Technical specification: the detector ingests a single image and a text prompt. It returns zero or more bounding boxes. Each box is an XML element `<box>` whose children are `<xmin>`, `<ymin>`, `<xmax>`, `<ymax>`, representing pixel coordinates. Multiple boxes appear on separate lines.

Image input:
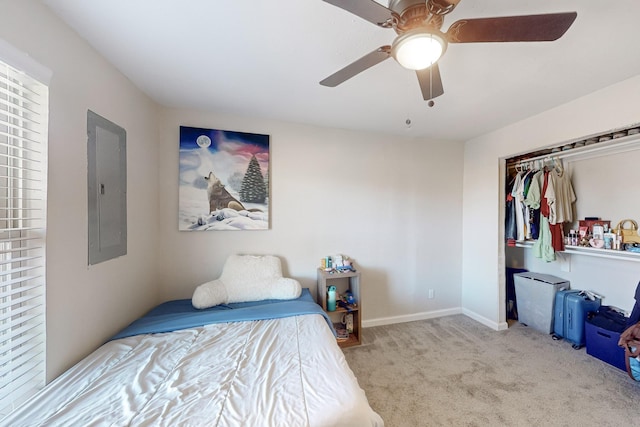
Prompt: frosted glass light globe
<box><xmin>392</xmin><ymin>30</ymin><xmax>446</xmax><ymax>70</ymax></box>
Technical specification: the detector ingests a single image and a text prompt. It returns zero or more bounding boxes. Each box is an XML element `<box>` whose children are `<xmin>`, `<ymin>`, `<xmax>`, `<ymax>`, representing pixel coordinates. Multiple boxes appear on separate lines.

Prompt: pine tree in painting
<box><xmin>240</xmin><ymin>155</ymin><xmax>267</xmax><ymax>203</ymax></box>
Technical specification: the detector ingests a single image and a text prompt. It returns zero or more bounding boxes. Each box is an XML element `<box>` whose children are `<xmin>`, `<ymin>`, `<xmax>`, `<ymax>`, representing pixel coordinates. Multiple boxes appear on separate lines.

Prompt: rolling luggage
<box><xmin>552</xmin><ymin>290</ymin><xmax>601</xmax><ymax>349</ymax></box>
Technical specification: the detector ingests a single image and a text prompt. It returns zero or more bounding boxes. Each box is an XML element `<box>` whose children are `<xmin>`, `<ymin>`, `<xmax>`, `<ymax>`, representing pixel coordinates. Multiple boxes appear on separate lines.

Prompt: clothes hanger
<box><xmin>553</xmin><ymin>157</ymin><xmax>564</xmax><ymax>177</ymax></box>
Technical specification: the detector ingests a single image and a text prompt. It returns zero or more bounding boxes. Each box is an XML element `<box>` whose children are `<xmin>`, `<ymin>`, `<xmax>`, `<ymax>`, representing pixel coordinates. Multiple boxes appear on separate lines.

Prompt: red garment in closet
<box><xmin>550</xmin><ymin>223</ymin><xmax>565</xmax><ymax>252</ymax></box>
<box><xmin>540</xmin><ymin>171</ymin><xmax>565</xmax><ymax>252</ymax></box>
<box><xmin>540</xmin><ymin>171</ymin><xmax>550</xmax><ymax>218</ymax></box>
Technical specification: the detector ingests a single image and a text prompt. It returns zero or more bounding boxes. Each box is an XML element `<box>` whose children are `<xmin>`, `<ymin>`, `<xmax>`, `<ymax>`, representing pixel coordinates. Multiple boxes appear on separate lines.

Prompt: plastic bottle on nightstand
<box><xmin>327</xmin><ymin>286</ymin><xmax>337</xmax><ymax>312</ymax></box>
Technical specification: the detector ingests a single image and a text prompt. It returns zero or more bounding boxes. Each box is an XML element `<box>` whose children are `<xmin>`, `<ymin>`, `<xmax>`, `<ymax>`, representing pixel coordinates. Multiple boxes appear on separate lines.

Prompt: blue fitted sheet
<box><xmin>111</xmin><ymin>289</ymin><xmax>334</xmax><ymax>340</ymax></box>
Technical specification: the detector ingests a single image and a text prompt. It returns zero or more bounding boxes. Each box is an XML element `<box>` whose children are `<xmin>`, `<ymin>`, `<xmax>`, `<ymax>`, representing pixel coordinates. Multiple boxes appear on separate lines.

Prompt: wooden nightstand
<box><xmin>317</xmin><ymin>268</ymin><xmax>362</xmax><ymax>348</ymax></box>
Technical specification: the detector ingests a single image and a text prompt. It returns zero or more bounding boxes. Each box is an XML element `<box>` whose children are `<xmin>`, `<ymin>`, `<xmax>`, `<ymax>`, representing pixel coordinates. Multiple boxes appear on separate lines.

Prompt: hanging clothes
<box><xmin>533</xmin><ymin>215</ymin><xmax>556</xmax><ymax>262</ymax></box>
<box><xmin>511</xmin><ymin>171</ymin><xmax>526</xmax><ymax>241</ymax></box>
<box><xmin>550</xmin><ymin>164</ymin><xmax>576</xmax><ymax>225</ymax></box>
<box><xmin>544</xmin><ymin>160</ymin><xmax>573</xmax><ymax>252</ymax></box>
<box><xmin>533</xmin><ymin>170</ymin><xmax>556</xmax><ymax>261</ymax></box>
<box><xmin>521</xmin><ymin>169</ymin><xmax>536</xmax><ymax>239</ymax></box>
<box><xmin>505</xmin><ymin>176</ymin><xmax>518</xmax><ymax>241</ymax></box>
<box><xmin>543</xmin><ymin>169</ymin><xmax>563</xmax><ymax>252</ymax></box>
<box><xmin>524</xmin><ymin>169</ymin><xmax>544</xmax><ymax>240</ymax></box>
<box><xmin>507</xmin><ymin>157</ymin><xmax>575</xmax><ymax>260</ymax></box>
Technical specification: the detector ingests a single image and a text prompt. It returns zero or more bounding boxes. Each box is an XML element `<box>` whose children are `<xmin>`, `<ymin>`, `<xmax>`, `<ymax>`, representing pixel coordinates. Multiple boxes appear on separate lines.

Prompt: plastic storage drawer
<box><xmin>585</xmin><ymin>309</ymin><xmax>628</xmax><ymax>371</ymax></box>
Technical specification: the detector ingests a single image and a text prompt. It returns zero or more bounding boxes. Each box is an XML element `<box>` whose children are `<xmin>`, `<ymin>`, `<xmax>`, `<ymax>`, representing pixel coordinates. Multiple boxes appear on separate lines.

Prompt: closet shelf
<box><xmin>514</xmin><ymin>241</ymin><xmax>640</xmax><ymax>262</ymax></box>
<box><xmin>509</xmin><ymin>126</ymin><xmax>640</xmax><ymax>168</ymax></box>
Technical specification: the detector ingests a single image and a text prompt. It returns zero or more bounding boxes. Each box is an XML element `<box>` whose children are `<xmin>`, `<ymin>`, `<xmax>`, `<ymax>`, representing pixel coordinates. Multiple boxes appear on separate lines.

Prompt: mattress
<box><xmin>2</xmin><ymin>291</ymin><xmax>383</xmax><ymax>427</ymax></box>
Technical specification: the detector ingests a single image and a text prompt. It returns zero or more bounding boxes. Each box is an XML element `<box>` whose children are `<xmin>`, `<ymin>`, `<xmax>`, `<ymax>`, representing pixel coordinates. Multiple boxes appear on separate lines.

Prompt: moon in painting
<box><xmin>196</xmin><ymin>135</ymin><xmax>211</xmax><ymax>148</ymax></box>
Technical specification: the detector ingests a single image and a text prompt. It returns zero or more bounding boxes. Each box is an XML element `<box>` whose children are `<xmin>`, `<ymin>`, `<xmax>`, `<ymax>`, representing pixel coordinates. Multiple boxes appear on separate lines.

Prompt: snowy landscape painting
<box><xmin>179</xmin><ymin>126</ymin><xmax>269</xmax><ymax>231</ymax></box>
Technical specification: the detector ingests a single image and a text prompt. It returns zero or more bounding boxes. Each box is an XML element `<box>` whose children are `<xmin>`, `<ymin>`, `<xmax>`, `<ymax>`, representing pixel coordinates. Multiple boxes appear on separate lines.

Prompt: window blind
<box><xmin>0</xmin><ymin>59</ymin><xmax>48</xmax><ymax>416</ymax></box>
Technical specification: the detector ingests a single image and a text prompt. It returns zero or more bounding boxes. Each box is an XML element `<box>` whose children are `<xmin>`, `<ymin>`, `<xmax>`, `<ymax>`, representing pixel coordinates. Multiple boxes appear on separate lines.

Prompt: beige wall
<box><xmin>461</xmin><ymin>74</ymin><xmax>640</xmax><ymax>328</ymax></box>
<box><xmin>157</xmin><ymin>109</ymin><xmax>465</xmax><ymax>326</ymax></box>
<box><xmin>0</xmin><ymin>0</ymin><xmax>161</xmax><ymax>380</ymax></box>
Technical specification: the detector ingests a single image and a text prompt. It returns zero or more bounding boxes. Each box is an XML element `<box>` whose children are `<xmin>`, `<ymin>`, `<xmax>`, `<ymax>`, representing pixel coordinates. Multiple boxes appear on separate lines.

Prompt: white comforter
<box><xmin>3</xmin><ymin>314</ymin><xmax>383</xmax><ymax>427</ymax></box>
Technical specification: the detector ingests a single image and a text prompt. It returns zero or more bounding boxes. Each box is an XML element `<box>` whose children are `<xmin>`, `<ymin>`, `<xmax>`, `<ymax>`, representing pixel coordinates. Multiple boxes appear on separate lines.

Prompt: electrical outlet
<box><xmin>428</xmin><ymin>289</ymin><xmax>435</xmax><ymax>299</ymax></box>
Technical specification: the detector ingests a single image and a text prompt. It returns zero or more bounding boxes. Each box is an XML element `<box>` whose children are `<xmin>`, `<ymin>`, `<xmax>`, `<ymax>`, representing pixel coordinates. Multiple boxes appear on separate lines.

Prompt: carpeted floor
<box><xmin>343</xmin><ymin>315</ymin><xmax>640</xmax><ymax>427</ymax></box>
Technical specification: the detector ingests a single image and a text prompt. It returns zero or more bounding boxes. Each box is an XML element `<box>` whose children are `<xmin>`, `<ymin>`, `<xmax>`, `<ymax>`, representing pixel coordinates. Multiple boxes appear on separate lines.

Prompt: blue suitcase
<box><xmin>552</xmin><ymin>290</ymin><xmax>601</xmax><ymax>349</ymax></box>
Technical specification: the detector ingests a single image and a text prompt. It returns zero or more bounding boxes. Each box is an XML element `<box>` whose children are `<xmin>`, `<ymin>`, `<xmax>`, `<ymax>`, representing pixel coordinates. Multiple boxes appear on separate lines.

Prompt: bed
<box><xmin>2</xmin><ymin>289</ymin><xmax>383</xmax><ymax>426</ymax></box>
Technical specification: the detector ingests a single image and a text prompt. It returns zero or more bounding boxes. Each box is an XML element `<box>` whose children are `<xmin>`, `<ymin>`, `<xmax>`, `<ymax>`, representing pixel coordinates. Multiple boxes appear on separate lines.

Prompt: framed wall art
<box><xmin>179</xmin><ymin>126</ymin><xmax>270</xmax><ymax>231</ymax></box>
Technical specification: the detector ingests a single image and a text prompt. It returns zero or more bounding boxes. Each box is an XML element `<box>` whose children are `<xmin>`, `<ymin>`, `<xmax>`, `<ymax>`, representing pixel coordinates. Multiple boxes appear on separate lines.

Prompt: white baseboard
<box><xmin>362</xmin><ymin>307</ymin><xmax>462</xmax><ymax>328</ymax></box>
<box><xmin>462</xmin><ymin>308</ymin><xmax>508</xmax><ymax>331</ymax></box>
<box><xmin>362</xmin><ymin>307</ymin><xmax>508</xmax><ymax>331</ymax></box>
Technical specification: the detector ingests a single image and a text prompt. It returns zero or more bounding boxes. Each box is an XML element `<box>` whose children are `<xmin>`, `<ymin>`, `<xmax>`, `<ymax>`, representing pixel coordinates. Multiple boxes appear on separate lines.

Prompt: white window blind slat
<box><xmin>0</xmin><ymin>316</ymin><xmax>42</xmax><ymax>348</ymax></box>
<box><xmin>0</xmin><ymin>354</ymin><xmax>45</xmax><ymax>401</ymax></box>
<box><xmin>0</xmin><ymin>235</ymin><xmax>39</xmax><ymax>244</ymax></box>
<box><xmin>0</xmin><ymin>309</ymin><xmax>44</xmax><ymax>337</ymax></box>
<box><xmin>0</xmin><ymin>150</ymin><xmax>41</xmax><ymax>165</ymax></box>
<box><xmin>0</xmin><ymin>290</ymin><xmax>42</xmax><ymax>311</ymax></box>
<box><xmin>0</xmin><ymin>328</ymin><xmax>43</xmax><ymax>358</ymax></box>
<box><xmin>0</xmin><ymin>245</ymin><xmax>36</xmax><ymax>254</ymax></box>
<box><xmin>0</xmin><ymin>331</ymin><xmax>44</xmax><ymax>370</ymax></box>
<box><xmin>0</xmin><ymin>83</ymin><xmax>41</xmax><ymax>108</ymax></box>
<box><xmin>0</xmin><ymin>208</ymin><xmax>42</xmax><ymax>213</ymax></box>
<box><xmin>0</xmin><ymin>175</ymin><xmax>42</xmax><ymax>185</ymax></box>
<box><xmin>0</xmin><ymin>216</ymin><xmax>44</xmax><ymax>226</ymax></box>
<box><xmin>0</xmin><ymin>199</ymin><xmax>44</xmax><ymax>206</ymax></box>
<box><xmin>0</xmin><ymin>226</ymin><xmax>44</xmax><ymax>234</ymax></box>
<box><xmin>0</xmin><ymin>370</ymin><xmax>43</xmax><ymax>410</ymax></box>
<box><xmin>0</xmin><ymin>89</ymin><xmax>42</xmax><ymax>115</ymax></box>
<box><xmin>0</xmin><ymin>335</ymin><xmax>44</xmax><ymax>379</ymax></box>
<box><xmin>0</xmin><ymin>71</ymin><xmax>43</xmax><ymax>99</ymax></box>
<box><xmin>0</xmin><ymin>162</ymin><xmax>42</xmax><ymax>175</ymax></box>
<box><xmin>0</xmin><ymin>301</ymin><xmax>43</xmax><ymax>324</ymax></box>
<box><xmin>0</xmin><ymin>132</ymin><xmax>41</xmax><ymax>151</ymax></box>
<box><xmin>0</xmin><ymin>56</ymin><xmax>48</xmax><ymax>416</ymax></box>
<box><xmin>0</xmin><ymin>265</ymin><xmax>41</xmax><ymax>277</ymax></box>
<box><xmin>0</xmin><ymin>255</ymin><xmax>41</xmax><ymax>265</ymax></box>
<box><xmin>0</xmin><ymin>108</ymin><xmax>42</xmax><ymax>128</ymax></box>
<box><xmin>0</xmin><ymin>120</ymin><xmax>42</xmax><ymax>137</ymax></box>
<box><xmin>0</xmin><ymin>84</ymin><xmax>40</xmax><ymax>105</ymax></box>
<box><xmin>0</xmin><ymin>282</ymin><xmax>41</xmax><ymax>300</ymax></box>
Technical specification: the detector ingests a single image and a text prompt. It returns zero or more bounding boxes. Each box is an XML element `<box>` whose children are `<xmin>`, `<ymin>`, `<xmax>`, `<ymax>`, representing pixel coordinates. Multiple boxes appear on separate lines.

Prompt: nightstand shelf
<box><xmin>317</xmin><ymin>269</ymin><xmax>362</xmax><ymax>348</ymax></box>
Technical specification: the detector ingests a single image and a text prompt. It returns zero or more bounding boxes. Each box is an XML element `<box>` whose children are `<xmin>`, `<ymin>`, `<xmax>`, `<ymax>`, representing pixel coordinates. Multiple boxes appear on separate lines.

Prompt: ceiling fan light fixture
<box><xmin>392</xmin><ymin>29</ymin><xmax>447</xmax><ymax>70</ymax></box>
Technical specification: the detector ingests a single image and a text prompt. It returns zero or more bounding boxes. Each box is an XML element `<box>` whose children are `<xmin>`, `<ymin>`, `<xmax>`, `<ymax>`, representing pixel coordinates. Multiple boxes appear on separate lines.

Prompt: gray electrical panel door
<box><xmin>87</xmin><ymin>110</ymin><xmax>127</xmax><ymax>265</ymax></box>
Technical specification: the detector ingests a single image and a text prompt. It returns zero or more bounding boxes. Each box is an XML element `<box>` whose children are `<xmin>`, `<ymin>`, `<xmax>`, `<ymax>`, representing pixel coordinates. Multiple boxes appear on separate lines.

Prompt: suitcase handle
<box><xmin>597</xmin><ymin>330</ymin><xmax>612</xmax><ymax>339</ymax></box>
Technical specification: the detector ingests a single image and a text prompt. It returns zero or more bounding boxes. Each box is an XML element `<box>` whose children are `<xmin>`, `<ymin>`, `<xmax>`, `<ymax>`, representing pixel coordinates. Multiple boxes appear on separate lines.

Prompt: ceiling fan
<box><xmin>319</xmin><ymin>0</ymin><xmax>577</xmax><ymax>106</ymax></box>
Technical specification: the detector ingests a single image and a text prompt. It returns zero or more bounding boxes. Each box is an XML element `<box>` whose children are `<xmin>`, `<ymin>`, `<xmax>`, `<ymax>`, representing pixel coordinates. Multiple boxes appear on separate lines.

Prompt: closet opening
<box><xmin>502</xmin><ymin>123</ymin><xmax>640</xmax><ymax>326</ymax></box>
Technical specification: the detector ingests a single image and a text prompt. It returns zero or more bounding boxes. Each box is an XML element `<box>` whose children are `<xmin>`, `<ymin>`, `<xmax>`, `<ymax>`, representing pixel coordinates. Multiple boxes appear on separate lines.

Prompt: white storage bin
<box><xmin>514</xmin><ymin>272</ymin><xmax>570</xmax><ymax>334</ymax></box>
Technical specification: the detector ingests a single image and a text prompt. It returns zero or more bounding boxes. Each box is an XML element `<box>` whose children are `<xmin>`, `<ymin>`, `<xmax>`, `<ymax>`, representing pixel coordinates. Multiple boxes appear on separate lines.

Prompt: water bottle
<box><xmin>327</xmin><ymin>286</ymin><xmax>337</xmax><ymax>312</ymax></box>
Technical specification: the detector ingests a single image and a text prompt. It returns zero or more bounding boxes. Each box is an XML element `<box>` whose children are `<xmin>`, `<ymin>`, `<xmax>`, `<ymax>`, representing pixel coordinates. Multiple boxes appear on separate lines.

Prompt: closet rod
<box><xmin>515</xmin><ymin>133</ymin><xmax>640</xmax><ymax>166</ymax></box>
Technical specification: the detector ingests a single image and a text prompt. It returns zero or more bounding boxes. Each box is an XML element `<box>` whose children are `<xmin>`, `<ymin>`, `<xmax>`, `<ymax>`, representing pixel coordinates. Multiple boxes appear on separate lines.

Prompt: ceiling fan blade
<box><xmin>416</xmin><ymin>63</ymin><xmax>444</xmax><ymax>101</ymax></box>
<box><xmin>323</xmin><ymin>0</ymin><xmax>394</xmax><ymax>27</ymax></box>
<box><xmin>446</xmin><ymin>12</ymin><xmax>577</xmax><ymax>43</ymax></box>
<box><xmin>320</xmin><ymin>46</ymin><xmax>392</xmax><ymax>87</ymax></box>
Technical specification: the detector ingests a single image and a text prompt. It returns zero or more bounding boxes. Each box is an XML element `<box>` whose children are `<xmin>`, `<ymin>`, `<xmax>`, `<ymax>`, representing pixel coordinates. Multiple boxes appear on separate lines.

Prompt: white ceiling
<box><xmin>42</xmin><ymin>0</ymin><xmax>640</xmax><ymax>141</ymax></box>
